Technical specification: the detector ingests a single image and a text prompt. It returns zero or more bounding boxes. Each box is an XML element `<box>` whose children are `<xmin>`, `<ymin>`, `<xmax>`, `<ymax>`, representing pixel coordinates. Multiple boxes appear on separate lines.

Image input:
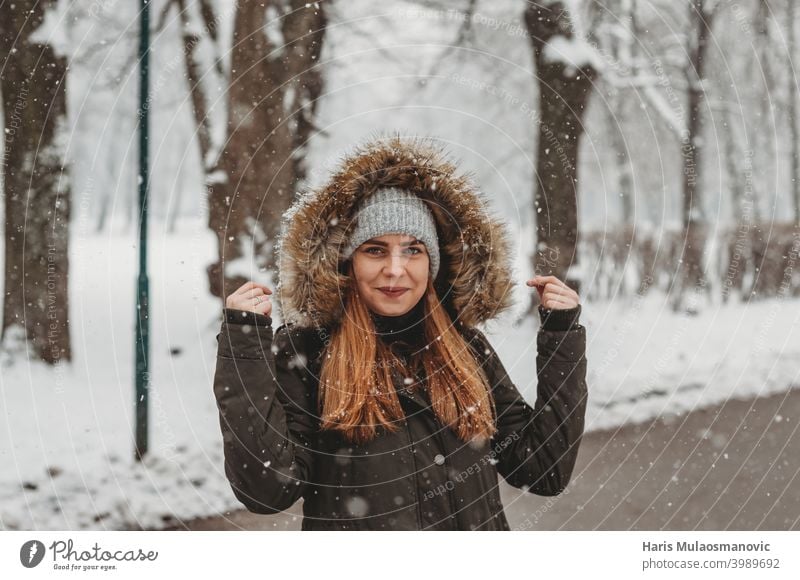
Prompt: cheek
<box><xmin>413</xmin><ymin>259</ymin><xmax>430</xmax><ymax>280</ymax></box>
<box><xmin>409</xmin><ymin>273</ymin><xmax>428</xmax><ymax>295</ymax></box>
<box><xmin>352</xmin><ymin>258</ymin><xmax>376</xmax><ymax>283</ymax></box>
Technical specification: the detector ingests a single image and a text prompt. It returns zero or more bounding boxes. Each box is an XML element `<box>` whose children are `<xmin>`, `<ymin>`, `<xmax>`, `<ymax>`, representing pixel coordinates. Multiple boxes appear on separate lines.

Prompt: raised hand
<box><xmin>526</xmin><ymin>275</ymin><xmax>580</xmax><ymax>310</ymax></box>
<box><xmin>225</xmin><ymin>281</ymin><xmax>273</xmax><ymax>318</ymax></box>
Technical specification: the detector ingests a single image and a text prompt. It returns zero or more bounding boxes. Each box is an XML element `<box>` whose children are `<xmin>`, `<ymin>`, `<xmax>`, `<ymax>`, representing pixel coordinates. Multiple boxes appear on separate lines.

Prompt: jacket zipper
<box><xmin>404</xmin><ymin>419</ymin><xmax>424</xmax><ymax>530</ymax></box>
<box><xmin>433</xmin><ymin>427</ymin><xmax>459</xmax><ymax>530</ymax></box>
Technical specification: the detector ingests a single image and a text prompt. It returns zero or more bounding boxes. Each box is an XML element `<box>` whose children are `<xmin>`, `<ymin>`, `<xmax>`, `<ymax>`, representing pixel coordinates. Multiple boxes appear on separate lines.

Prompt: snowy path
<box><xmin>166</xmin><ymin>388</ymin><xmax>800</xmax><ymax>531</ymax></box>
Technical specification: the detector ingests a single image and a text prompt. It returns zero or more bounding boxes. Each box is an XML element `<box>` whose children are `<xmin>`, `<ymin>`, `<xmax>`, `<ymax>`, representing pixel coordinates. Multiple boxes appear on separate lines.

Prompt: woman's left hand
<box><xmin>526</xmin><ymin>275</ymin><xmax>580</xmax><ymax>310</ymax></box>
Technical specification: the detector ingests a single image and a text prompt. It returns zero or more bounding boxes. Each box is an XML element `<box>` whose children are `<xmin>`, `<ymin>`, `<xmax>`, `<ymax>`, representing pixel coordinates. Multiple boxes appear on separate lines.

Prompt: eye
<box><xmin>406</xmin><ymin>247</ymin><xmax>423</xmax><ymax>255</ymax></box>
<box><xmin>364</xmin><ymin>246</ymin><xmax>383</xmax><ymax>255</ymax></box>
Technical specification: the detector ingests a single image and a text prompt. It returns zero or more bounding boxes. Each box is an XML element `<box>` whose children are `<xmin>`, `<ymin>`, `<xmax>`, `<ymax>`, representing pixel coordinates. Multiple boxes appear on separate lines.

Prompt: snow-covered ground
<box><xmin>0</xmin><ymin>217</ymin><xmax>798</xmax><ymax>531</ymax></box>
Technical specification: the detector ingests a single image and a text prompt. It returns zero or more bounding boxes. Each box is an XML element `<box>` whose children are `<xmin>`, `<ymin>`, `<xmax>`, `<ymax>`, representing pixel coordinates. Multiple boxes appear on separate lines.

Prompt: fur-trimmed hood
<box><xmin>275</xmin><ymin>135</ymin><xmax>515</xmax><ymax>330</ymax></box>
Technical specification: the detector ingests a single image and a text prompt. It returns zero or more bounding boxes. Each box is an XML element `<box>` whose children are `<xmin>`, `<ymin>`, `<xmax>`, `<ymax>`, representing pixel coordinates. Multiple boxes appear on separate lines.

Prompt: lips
<box><xmin>378</xmin><ymin>288</ymin><xmax>409</xmax><ymax>297</ymax></box>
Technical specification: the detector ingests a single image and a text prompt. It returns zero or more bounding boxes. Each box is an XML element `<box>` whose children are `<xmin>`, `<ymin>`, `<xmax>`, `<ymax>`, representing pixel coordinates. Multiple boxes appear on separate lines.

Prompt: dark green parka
<box><xmin>212</xmin><ymin>137</ymin><xmax>588</xmax><ymax>530</ymax></box>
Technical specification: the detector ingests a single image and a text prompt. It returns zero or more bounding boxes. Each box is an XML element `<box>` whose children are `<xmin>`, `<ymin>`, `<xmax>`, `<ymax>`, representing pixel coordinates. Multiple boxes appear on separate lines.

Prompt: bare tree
<box><xmin>666</xmin><ymin>0</ymin><xmax>718</xmax><ymax>311</ymax></box>
<box><xmin>169</xmin><ymin>0</ymin><xmax>327</xmax><ymax>300</ymax></box>
<box><xmin>588</xmin><ymin>0</ymin><xmax>638</xmax><ymax>224</ymax></box>
<box><xmin>525</xmin><ymin>0</ymin><xmax>598</xmax><ymax>302</ymax></box>
<box><xmin>606</xmin><ymin>0</ymin><xmax>721</xmax><ymax>310</ymax></box>
<box><xmin>1</xmin><ymin>0</ymin><xmax>71</xmax><ymax>364</ymax></box>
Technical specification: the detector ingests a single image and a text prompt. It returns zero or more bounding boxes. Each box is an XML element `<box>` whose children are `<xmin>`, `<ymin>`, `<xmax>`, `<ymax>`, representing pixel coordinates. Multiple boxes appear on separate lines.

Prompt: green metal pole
<box><xmin>135</xmin><ymin>0</ymin><xmax>151</xmax><ymax>461</ymax></box>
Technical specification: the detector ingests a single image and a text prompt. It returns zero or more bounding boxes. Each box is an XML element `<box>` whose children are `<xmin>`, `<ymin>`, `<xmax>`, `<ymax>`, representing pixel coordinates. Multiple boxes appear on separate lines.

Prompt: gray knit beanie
<box><xmin>342</xmin><ymin>187</ymin><xmax>440</xmax><ymax>278</ymax></box>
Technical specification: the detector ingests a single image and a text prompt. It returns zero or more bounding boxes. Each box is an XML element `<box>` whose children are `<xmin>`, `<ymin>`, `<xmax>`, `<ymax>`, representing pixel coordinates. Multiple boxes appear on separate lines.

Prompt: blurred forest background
<box><xmin>2</xmin><ymin>0</ymin><xmax>800</xmax><ymax>532</ymax></box>
<box><xmin>2</xmin><ymin>0</ymin><xmax>799</xmax><ymax>363</ymax></box>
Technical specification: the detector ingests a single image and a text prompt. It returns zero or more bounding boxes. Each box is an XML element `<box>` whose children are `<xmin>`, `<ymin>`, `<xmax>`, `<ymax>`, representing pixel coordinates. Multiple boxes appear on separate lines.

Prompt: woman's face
<box><xmin>351</xmin><ymin>233</ymin><xmax>430</xmax><ymax>317</ymax></box>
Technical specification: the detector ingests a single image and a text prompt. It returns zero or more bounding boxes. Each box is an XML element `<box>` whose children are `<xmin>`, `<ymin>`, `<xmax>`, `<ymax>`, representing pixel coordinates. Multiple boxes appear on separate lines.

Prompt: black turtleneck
<box><xmin>370</xmin><ymin>297</ymin><xmax>427</xmax><ymax>399</ymax></box>
<box><xmin>369</xmin><ymin>296</ymin><xmax>426</xmax><ymax>349</ymax></box>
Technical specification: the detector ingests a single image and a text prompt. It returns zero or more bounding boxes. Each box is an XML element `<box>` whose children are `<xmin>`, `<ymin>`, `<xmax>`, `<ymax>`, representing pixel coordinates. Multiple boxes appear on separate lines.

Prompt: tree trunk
<box><xmin>721</xmin><ymin>109</ymin><xmax>751</xmax><ymax>304</ymax></box>
<box><xmin>0</xmin><ymin>0</ymin><xmax>72</xmax><ymax>364</ymax></box>
<box><xmin>525</xmin><ymin>1</ymin><xmax>597</xmax><ymax>305</ymax></box>
<box><xmin>672</xmin><ymin>0</ymin><xmax>714</xmax><ymax>312</ymax></box>
<box><xmin>283</xmin><ymin>0</ymin><xmax>326</xmax><ymax>187</ymax></box>
<box><xmin>192</xmin><ymin>0</ymin><xmax>326</xmax><ymax>301</ymax></box>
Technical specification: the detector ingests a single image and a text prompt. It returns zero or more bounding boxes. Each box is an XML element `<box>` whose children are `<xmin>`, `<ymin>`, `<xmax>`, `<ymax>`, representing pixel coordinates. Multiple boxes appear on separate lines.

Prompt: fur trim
<box><xmin>275</xmin><ymin>134</ymin><xmax>516</xmax><ymax>330</ymax></box>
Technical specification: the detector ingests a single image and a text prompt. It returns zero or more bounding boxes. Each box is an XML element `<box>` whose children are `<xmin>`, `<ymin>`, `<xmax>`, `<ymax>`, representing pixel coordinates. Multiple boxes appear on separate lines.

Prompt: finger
<box><xmin>542</xmin><ymin>293</ymin><xmax>565</xmax><ymax>306</ymax></box>
<box><xmin>542</xmin><ymin>283</ymin><xmax>563</xmax><ymax>294</ymax></box>
<box><xmin>231</xmin><ymin>281</ymin><xmax>259</xmax><ymax>297</ymax></box>
<box><xmin>542</xmin><ymin>285</ymin><xmax>570</xmax><ymax>299</ymax></box>
<box><xmin>254</xmin><ymin>297</ymin><xmax>272</xmax><ymax>316</ymax></box>
<box><xmin>527</xmin><ymin>281</ymin><xmax>545</xmax><ymax>300</ymax></box>
<box><xmin>533</xmin><ymin>275</ymin><xmax>563</xmax><ymax>286</ymax></box>
<box><xmin>528</xmin><ymin>276</ymin><xmax>570</xmax><ymax>293</ymax></box>
<box><xmin>545</xmin><ymin>286</ymin><xmax>578</xmax><ymax>302</ymax></box>
<box><xmin>240</xmin><ymin>287</ymin><xmax>266</xmax><ymax>300</ymax></box>
<box><xmin>526</xmin><ymin>278</ymin><xmax>548</xmax><ymax>293</ymax></box>
<box><xmin>543</xmin><ymin>278</ymin><xmax>570</xmax><ymax>291</ymax></box>
<box><xmin>542</xmin><ymin>289</ymin><xmax>572</xmax><ymax>302</ymax></box>
<box><xmin>228</xmin><ymin>288</ymin><xmax>266</xmax><ymax>309</ymax></box>
<box><xmin>545</xmin><ymin>283</ymin><xmax>576</xmax><ymax>300</ymax></box>
<box><xmin>527</xmin><ymin>275</ymin><xmax>557</xmax><ymax>285</ymax></box>
<box><xmin>251</xmin><ymin>293</ymin><xmax>271</xmax><ymax>305</ymax></box>
<box><xmin>243</xmin><ymin>283</ymin><xmax>272</xmax><ymax>296</ymax></box>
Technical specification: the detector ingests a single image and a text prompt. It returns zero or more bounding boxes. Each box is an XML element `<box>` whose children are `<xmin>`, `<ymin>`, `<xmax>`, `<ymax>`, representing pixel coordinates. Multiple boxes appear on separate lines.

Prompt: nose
<box><xmin>383</xmin><ymin>252</ymin><xmax>407</xmax><ymax>276</ymax></box>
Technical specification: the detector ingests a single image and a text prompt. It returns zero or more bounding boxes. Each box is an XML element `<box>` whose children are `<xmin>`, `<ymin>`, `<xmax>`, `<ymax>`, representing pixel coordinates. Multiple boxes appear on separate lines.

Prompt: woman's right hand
<box><xmin>225</xmin><ymin>281</ymin><xmax>273</xmax><ymax>318</ymax></box>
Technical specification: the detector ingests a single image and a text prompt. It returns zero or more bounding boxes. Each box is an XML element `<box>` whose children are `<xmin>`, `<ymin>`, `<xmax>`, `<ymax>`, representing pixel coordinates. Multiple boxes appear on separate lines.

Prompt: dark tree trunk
<box><xmin>672</xmin><ymin>0</ymin><xmax>715</xmax><ymax>312</ymax></box>
<box><xmin>177</xmin><ymin>0</ymin><xmax>215</xmax><ymax>169</ymax></box>
<box><xmin>679</xmin><ymin>83</ymin><xmax>706</xmax><ymax>310</ymax></box>
<box><xmin>196</xmin><ymin>0</ymin><xmax>326</xmax><ymax>301</ymax></box>
<box><xmin>525</xmin><ymin>1</ymin><xmax>597</xmax><ymax>306</ymax></box>
<box><xmin>283</xmin><ymin>0</ymin><xmax>327</xmax><ymax>187</ymax></box>
<box><xmin>0</xmin><ymin>0</ymin><xmax>71</xmax><ymax>364</ymax></box>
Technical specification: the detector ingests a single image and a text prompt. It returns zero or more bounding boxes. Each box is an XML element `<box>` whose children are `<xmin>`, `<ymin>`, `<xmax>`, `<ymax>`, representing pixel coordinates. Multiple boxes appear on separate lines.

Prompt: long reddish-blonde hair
<box><xmin>318</xmin><ymin>265</ymin><xmax>497</xmax><ymax>445</ymax></box>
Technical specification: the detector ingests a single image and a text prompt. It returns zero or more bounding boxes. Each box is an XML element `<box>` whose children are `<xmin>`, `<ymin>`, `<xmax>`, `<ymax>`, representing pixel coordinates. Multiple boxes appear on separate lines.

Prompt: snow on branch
<box><xmin>640</xmin><ymin>84</ymin><xmax>687</xmax><ymax>139</ymax></box>
<box><xmin>541</xmin><ymin>35</ymin><xmax>604</xmax><ymax>72</ymax></box>
<box><xmin>28</xmin><ymin>0</ymin><xmax>71</xmax><ymax>58</ymax></box>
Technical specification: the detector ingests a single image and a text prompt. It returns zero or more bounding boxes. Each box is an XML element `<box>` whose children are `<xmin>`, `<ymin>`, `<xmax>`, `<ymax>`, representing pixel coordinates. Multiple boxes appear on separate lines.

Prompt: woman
<box><xmin>213</xmin><ymin>136</ymin><xmax>588</xmax><ymax>530</ymax></box>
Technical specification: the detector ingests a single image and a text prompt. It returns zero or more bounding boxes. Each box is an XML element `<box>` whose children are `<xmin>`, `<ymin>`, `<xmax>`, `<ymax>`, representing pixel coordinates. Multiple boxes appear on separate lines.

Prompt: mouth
<box><xmin>377</xmin><ymin>287</ymin><xmax>409</xmax><ymax>298</ymax></box>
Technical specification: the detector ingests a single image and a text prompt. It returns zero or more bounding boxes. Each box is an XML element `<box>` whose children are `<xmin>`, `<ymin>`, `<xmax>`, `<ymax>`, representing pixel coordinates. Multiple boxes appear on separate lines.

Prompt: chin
<box><xmin>373</xmin><ymin>302</ymin><xmax>408</xmax><ymax>316</ymax></box>
<box><xmin>368</xmin><ymin>295</ymin><xmax>415</xmax><ymax>316</ymax></box>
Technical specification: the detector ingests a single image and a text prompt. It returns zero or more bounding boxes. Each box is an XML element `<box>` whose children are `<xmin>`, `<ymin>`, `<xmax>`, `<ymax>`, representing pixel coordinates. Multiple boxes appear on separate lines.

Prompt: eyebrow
<box><xmin>364</xmin><ymin>239</ymin><xmax>423</xmax><ymax>247</ymax></box>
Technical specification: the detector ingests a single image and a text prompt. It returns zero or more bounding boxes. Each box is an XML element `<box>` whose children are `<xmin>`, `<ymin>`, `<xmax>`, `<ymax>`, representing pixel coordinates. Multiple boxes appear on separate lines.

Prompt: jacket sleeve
<box><xmin>471</xmin><ymin>305</ymin><xmax>588</xmax><ymax>496</ymax></box>
<box><xmin>212</xmin><ymin>308</ymin><xmax>318</xmax><ymax>514</ymax></box>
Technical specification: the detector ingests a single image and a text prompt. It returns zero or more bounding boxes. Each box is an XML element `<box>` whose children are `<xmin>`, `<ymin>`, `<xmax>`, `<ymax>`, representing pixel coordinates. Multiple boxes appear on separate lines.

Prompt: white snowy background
<box><xmin>1</xmin><ymin>0</ymin><xmax>798</xmax><ymax>529</ymax></box>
